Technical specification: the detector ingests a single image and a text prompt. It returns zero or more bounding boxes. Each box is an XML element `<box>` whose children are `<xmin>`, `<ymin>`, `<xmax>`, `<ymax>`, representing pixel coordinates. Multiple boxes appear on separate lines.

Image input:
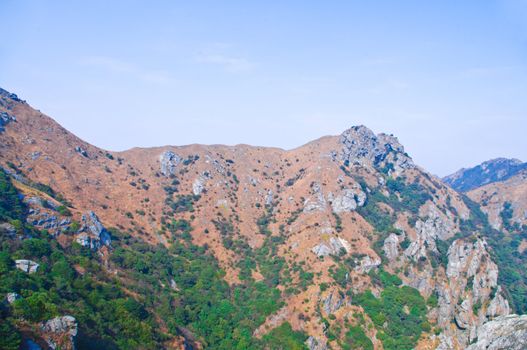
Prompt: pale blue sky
<box><xmin>1</xmin><ymin>1</ymin><xmax>526</xmax><ymax>176</ymax></box>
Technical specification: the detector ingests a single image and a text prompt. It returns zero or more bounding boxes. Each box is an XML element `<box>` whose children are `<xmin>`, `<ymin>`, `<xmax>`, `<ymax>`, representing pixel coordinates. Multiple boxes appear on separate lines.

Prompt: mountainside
<box><xmin>1</xmin><ymin>87</ymin><xmax>525</xmax><ymax>350</ymax></box>
<box><xmin>443</xmin><ymin>158</ymin><xmax>527</xmax><ymax>192</ymax></box>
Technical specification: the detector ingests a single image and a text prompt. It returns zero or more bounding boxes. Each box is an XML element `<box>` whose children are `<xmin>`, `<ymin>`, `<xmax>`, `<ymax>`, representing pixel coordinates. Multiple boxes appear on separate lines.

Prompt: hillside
<box><xmin>0</xmin><ymin>87</ymin><xmax>525</xmax><ymax>350</ymax></box>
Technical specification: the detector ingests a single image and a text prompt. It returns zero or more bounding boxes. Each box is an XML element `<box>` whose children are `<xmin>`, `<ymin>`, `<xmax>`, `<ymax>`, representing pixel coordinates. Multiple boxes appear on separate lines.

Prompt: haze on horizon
<box><xmin>1</xmin><ymin>0</ymin><xmax>526</xmax><ymax>176</ymax></box>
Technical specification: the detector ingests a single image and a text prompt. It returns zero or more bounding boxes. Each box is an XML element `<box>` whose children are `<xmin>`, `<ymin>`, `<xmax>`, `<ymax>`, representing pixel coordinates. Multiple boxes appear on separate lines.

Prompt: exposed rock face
<box><xmin>306</xmin><ymin>336</ymin><xmax>328</xmax><ymax>350</ymax></box>
<box><xmin>383</xmin><ymin>233</ymin><xmax>401</xmax><ymax>261</ymax></box>
<box><xmin>339</xmin><ymin>125</ymin><xmax>414</xmax><ymax>173</ymax></box>
<box><xmin>192</xmin><ymin>178</ymin><xmax>204</xmax><ymax>195</ymax></box>
<box><xmin>330</xmin><ymin>185</ymin><xmax>366</xmax><ymax>213</ymax></box>
<box><xmin>41</xmin><ymin>315</ymin><xmax>77</xmax><ymax>350</ymax></box>
<box><xmin>76</xmin><ymin>211</ymin><xmax>111</xmax><ymax>250</ymax></box>
<box><xmin>15</xmin><ymin>259</ymin><xmax>39</xmax><ymax>273</ymax></box>
<box><xmin>0</xmin><ymin>110</ymin><xmax>16</xmax><ymax>132</ymax></box>
<box><xmin>321</xmin><ymin>289</ymin><xmax>347</xmax><ymax>315</ymax></box>
<box><xmin>160</xmin><ymin>150</ymin><xmax>181</xmax><ymax>176</ymax></box>
<box><xmin>487</xmin><ymin>286</ymin><xmax>511</xmax><ymax>317</ymax></box>
<box><xmin>405</xmin><ymin>205</ymin><xmax>455</xmax><ymax>260</ymax></box>
<box><xmin>304</xmin><ymin>182</ymin><xmax>327</xmax><ymax>213</ymax></box>
<box><xmin>437</xmin><ymin>238</ymin><xmax>509</xmax><ymax>347</ymax></box>
<box><xmin>466</xmin><ymin>314</ymin><xmax>527</xmax><ymax>350</ymax></box>
<box><xmin>311</xmin><ymin>237</ymin><xmax>351</xmax><ymax>257</ymax></box>
<box><xmin>355</xmin><ymin>255</ymin><xmax>381</xmax><ymax>273</ymax></box>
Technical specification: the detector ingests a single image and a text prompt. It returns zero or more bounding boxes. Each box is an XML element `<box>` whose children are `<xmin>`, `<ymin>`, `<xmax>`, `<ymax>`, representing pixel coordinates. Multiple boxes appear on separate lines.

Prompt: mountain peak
<box><xmin>339</xmin><ymin>124</ymin><xmax>414</xmax><ymax>174</ymax></box>
<box><xmin>444</xmin><ymin>158</ymin><xmax>527</xmax><ymax>192</ymax></box>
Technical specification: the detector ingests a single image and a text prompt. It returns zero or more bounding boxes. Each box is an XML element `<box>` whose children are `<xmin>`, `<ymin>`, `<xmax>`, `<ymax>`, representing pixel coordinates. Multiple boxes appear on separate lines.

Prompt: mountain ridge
<box><xmin>1</xmin><ymin>87</ymin><xmax>525</xmax><ymax>350</ymax></box>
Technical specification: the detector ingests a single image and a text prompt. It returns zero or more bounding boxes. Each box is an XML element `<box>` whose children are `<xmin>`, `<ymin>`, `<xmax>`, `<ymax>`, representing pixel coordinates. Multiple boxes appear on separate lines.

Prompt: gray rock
<box><xmin>15</xmin><ymin>259</ymin><xmax>39</xmax><ymax>273</ymax></box>
<box><xmin>306</xmin><ymin>336</ymin><xmax>328</xmax><ymax>350</ymax></box>
<box><xmin>160</xmin><ymin>150</ymin><xmax>181</xmax><ymax>176</ymax></box>
<box><xmin>331</xmin><ymin>185</ymin><xmax>366</xmax><ymax>213</ymax></box>
<box><xmin>311</xmin><ymin>237</ymin><xmax>350</xmax><ymax>257</ymax></box>
<box><xmin>41</xmin><ymin>315</ymin><xmax>77</xmax><ymax>350</ymax></box>
<box><xmin>303</xmin><ymin>182</ymin><xmax>327</xmax><ymax>213</ymax></box>
<box><xmin>340</xmin><ymin>125</ymin><xmax>414</xmax><ymax>173</ymax></box>
<box><xmin>321</xmin><ymin>289</ymin><xmax>346</xmax><ymax>314</ymax></box>
<box><xmin>0</xmin><ymin>111</ymin><xmax>16</xmax><ymax>132</ymax></box>
<box><xmin>76</xmin><ymin>211</ymin><xmax>111</xmax><ymax>250</ymax></box>
<box><xmin>355</xmin><ymin>255</ymin><xmax>381</xmax><ymax>273</ymax></box>
<box><xmin>74</xmin><ymin>146</ymin><xmax>88</xmax><ymax>158</ymax></box>
<box><xmin>6</xmin><ymin>292</ymin><xmax>21</xmax><ymax>304</ymax></box>
<box><xmin>466</xmin><ymin>314</ymin><xmax>527</xmax><ymax>350</ymax></box>
<box><xmin>383</xmin><ymin>233</ymin><xmax>400</xmax><ymax>261</ymax></box>
<box><xmin>487</xmin><ymin>287</ymin><xmax>510</xmax><ymax>318</ymax></box>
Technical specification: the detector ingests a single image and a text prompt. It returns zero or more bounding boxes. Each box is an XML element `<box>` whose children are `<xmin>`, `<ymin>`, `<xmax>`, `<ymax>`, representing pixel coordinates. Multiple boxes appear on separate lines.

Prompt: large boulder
<box><xmin>15</xmin><ymin>259</ymin><xmax>39</xmax><ymax>273</ymax></box>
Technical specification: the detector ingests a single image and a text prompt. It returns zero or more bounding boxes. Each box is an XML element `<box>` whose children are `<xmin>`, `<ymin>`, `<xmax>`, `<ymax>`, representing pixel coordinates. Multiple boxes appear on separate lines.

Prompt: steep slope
<box><xmin>466</xmin><ymin>169</ymin><xmax>527</xmax><ymax>231</ymax></box>
<box><xmin>443</xmin><ymin>158</ymin><xmax>527</xmax><ymax>192</ymax></box>
<box><xmin>0</xmin><ymin>88</ymin><xmax>520</xmax><ymax>349</ymax></box>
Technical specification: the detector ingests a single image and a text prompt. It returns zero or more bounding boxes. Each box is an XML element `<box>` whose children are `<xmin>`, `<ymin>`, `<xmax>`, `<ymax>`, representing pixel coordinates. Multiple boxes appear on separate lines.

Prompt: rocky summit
<box><xmin>1</xmin><ymin>88</ymin><xmax>527</xmax><ymax>350</ymax></box>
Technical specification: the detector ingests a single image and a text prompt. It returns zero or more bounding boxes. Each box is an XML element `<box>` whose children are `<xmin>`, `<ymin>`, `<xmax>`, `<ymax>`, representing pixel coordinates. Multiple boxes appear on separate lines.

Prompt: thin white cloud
<box><xmin>196</xmin><ymin>53</ymin><xmax>256</xmax><ymax>72</ymax></box>
<box><xmin>79</xmin><ymin>56</ymin><xmax>174</xmax><ymax>84</ymax></box>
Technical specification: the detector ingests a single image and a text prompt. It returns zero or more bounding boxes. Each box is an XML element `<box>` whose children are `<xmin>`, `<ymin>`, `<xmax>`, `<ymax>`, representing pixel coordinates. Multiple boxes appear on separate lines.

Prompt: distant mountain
<box><xmin>443</xmin><ymin>158</ymin><xmax>527</xmax><ymax>192</ymax></box>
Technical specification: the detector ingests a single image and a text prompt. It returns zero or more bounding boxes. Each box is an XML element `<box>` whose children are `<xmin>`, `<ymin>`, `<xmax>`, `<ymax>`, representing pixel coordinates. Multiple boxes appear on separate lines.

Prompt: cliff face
<box><xmin>0</xmin><ymin>88</ymin><xmax>520</xmax><ymax>349</ymax></box>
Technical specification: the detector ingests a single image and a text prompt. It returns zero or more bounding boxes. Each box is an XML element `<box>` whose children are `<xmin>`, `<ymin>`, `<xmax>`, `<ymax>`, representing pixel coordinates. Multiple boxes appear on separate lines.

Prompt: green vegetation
<box><xmin>259</xmin><ymin>322</ymin><xmax>308</xmax><ymax>350</ymax></box>
<box><xmin>342</xmin><ymin>325</ymin><xmax>373</xmax><ymax>350</ymax></box>
<box><xmin>352</xmin><ymin>271</ymin><xmax>428</xmax><ymax>350</ymax></box>
<box><xmin>0</xmin><ymin>170</ymin><xmax>306</xmax><ymax>349</ymax></box>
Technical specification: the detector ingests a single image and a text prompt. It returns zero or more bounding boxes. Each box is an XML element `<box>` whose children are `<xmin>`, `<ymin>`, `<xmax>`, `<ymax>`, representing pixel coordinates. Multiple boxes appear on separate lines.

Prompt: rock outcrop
<box><xmin>340</xmin><ymin>125</ymin><xmax>414</xmax><ymax>174</ymax></box>
<box><xmin>466</xmin><ymin>314</ymin><xmax>527</xmax><ymax>350</ymax></box>
<box><xmin>330</xmin><ymin>185</ymin><xmax>366</xmax><ymax>213</ymax></box>
<box><xmin>311</xmin><ymin>237</ymin><xmax>351</xmax><ymax>257</ymax></box>
<box><xmin>76</xmin><ymin>211</ymin><xmax>111</xmax><ymax>250</ymax></box>
<box><xmin>15</xmin><ymin>259</ymin><xmax>39</xmax><ymax>273</ymax></box>
<box><xmin>40</xmin><ymin>316</ymin><xmax>78</xmax><ymax>350</ymax></box>
<box><xmin>306</xmin><ymin>336</ymin><xmax>328</xmax><ymax>350</ymax></box>
<box><xmin>0</xmin><ymin>110</ymin><xmax>16</xmax><ymax>132</ymax></box>
<box><xmin>160</xmin><ymin>150</ymin><xmax>181</xmax><ymax>176</ymax></box>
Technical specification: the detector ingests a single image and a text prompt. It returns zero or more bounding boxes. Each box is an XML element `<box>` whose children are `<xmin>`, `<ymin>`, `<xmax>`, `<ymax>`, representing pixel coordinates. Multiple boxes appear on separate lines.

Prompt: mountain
<box><xmin>0</xmin><ymin>87</ymin><xmax>525</xmax><ymax>350</ymax></box>
<box><xmin>443</xmin><ymin>158</ymin><xmax>527</xmax><ymax>192</ymax></box>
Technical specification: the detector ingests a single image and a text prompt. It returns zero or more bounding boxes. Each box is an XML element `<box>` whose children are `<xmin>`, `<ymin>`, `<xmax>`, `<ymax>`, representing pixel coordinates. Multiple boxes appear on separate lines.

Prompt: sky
<box><xmin>1</xmin><ymin>1</ymin><xmax>526</xmax><ymax>176</ymax></box>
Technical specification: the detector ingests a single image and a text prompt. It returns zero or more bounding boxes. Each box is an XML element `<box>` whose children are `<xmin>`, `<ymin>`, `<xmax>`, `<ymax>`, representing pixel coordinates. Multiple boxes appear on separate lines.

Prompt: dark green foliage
<box><xmin>342</xmin><ymin>325</ymin><xmax>373</xmax><ymax>350</ymax></box>
<box><xmin>353</xmin><ymin>285</ymin><xmax>427</xmax><ymax>350</ymax></box>
<box><xmin>166</xmin><ymin>194</ymin><xmax>200</xmax><ymax>213</ymax></box>
<box><xmin>0</xmin><ymin>318</ymin><xmax>21</xmax><ymax>350</ymax></box>
<box><xmin>259</xmin><ymin>322</ymin><xmax>308</xmax><ymax>350</ymax></box>
<box><xmin>0</xmin><ymin>169</ymin><xmax>25</xmax><ymax>222</ymax></box>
